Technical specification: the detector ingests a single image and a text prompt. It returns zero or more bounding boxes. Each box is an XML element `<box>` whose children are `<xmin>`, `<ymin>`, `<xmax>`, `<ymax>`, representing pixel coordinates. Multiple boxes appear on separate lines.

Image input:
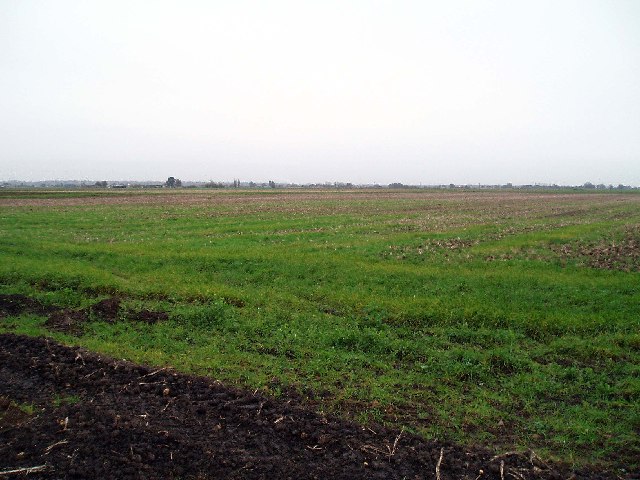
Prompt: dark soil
<box><xmin>0</xmin><ymin>396</ymin><xmax>32</xmax><ymax>431</ymax></box>
<box><xmin>0</xmin><ymin>334</ymin><xmax>624</xmax><ymax>480</ymax></box>
<box><xmin>1</xmin><ymin>295</ymin><xmax>169</xmax><ymax>334</ymax></box>
<box><xmin>90</xmin><ymin>297</ymin><xmax>122</xmax><ymax>323</ymax></box>
<box><xmin>44</xmin><ymin>309</ymin><xmax>88</xmax><ymax>336</ymax></box>
<box><xmin>0</xmin><ymin>294</ymin><xmax>54</xmax><ymax>319</ymax></box>
<box><xmin>131</xmin><ymin>309</ymin><xmax>169</xmax><ymax>324</ymax></box>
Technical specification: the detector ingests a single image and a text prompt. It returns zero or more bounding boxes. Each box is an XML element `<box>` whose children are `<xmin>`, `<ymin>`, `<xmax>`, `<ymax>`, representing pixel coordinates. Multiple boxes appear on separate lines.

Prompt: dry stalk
<box><xmin>388</xmin><ymin>427</ymin><xmax>404</xmax><ymax>460</ymax></box>
<box><xmin>507</xmin><ymin>470</ymin><xmax>526</xmax><ymax>480</ymax></box>
<box><xmin>161</xmin><ymin>398</ymin><xmax>175</xmax><ymax>412</ymax></box>
<box><xmin>391</xmin><ymin>428</ymin><xmax>404</xmax><ymax>453</ymax></box>
<box><xmin>140</xmin><ymin>367</ymin><xmax>167</xmax><ymax>378</ymax></box>
<box><xmin>490</xmin><ymin>451</ymin><xmax>520</xmax><ymax>462</ymax></box>
<box><xmin>491</xmin><ymin>449</ymin><xmax>549</xmax><ymax>468</ymax></box>
<box><xmin>500</xmin><ymin>460</ymin><xmax>505</xmax><ymax>480</ymax></box>
<box><xmin>0</xmin><ymin>464</ymin><xmax>49</xmax><ymax>476</ymax></box>
<box><xmin>44</xmin><ymin>440</ymin><xmax>69</xmax><ymax>455</ymax></box>
<box><xmin>83</xmin><ymin>368</ymin><xmax>102</xmax><ymax>378</ymax></box>
<box><xmin>362</xmin><ymin>427</ymin><xmax>406</xmax><ymax>461</ymax></box>
<box><xmin>527</xmin><ymin>449</ymin><xmax>549</xmax><ymax>469</ymax></box>
<box><xmin>435</xmin><ymin>447</ymin><xmax>444</xmax><ymax>480</ymax></box>
<box><xmin>361</xmin><ymin>444</ymin><xmax>388</xmax><ymax>456</ymax></box>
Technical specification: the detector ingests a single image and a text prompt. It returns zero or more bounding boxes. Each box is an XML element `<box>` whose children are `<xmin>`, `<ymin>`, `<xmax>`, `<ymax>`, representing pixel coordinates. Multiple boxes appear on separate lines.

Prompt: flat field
<box><xmin>1</xmin><ymin>189</ymin><xmax>639</xmax><ymax>472</ymax></box>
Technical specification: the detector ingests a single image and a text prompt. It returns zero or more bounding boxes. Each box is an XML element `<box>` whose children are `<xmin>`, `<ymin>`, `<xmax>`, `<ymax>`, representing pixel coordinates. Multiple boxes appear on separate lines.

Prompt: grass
<box><xmin>51</xmin><ymin>394</ymin><xmax>81</xmax><ymax>408</ymax></box>
<box><xmin>1</xmin><ymin>188</ymin><xmax>639</xmax><ymax>471</ymax></box>
<box><xmin>0</xmin><ymin>397</ymin><xmax>36</xmax><ymax>417</ymax></box>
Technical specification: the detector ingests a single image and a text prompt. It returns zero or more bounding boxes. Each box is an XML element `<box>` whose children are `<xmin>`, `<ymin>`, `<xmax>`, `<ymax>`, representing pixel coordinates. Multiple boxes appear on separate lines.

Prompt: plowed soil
<box><xmin>0</xmin><ymin>334</ymin><xmax>621</xmax><ymax>479</ymax></box>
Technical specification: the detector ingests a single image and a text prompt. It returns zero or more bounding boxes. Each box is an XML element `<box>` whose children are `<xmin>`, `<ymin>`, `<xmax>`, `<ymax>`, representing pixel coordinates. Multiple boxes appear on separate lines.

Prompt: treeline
<box><xmin>1</xmin><ymin>180</ymin><xmax>638</xmax><ymax>190</ymax></box>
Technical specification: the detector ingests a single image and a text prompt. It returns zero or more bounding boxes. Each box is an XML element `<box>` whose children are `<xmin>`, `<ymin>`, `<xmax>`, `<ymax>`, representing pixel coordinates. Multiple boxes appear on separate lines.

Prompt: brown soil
<box><xmin>0</xmin><ymin>334</ymin><xmax>622</xmax><ymax>479</ymax></box>
<box><xmin>0</xmin><ymin>190</ymin><xmax>634</xmax><ymax>211</ymax></box>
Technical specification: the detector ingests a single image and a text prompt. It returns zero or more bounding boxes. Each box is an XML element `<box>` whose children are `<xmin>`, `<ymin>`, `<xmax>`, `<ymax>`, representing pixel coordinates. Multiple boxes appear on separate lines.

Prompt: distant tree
<box><xmin>166</xmin><ymin>177</ymin><xmax>176</xmax><ymax>188</ymax></box>
<box><xmin>583</xmin><ymin>182</ymin><xmax>595</xmax><ymax>189</ymax></box>
<box><xmin>175</xmin><ymin>178</ymin><xmax>182</xmax><ymax>187</ymax></box>
<box><xmin>94</xmin><ymin>181</ymin><xmax>107</xmax><ymax>188</ymax></box>
<box><xmin>268</xmin><ymin>180</ymin><xmax>276</xmax><ymax>188</ymax></box>
<box><xmin>389</xmin><ymin>182</ymin><xmax>405</xmax><ymax>188</ymax></box>
<box><xmin>249</xmin><ymin>181</ymin><xmax>256</xmax><ymax>188</ymax></box>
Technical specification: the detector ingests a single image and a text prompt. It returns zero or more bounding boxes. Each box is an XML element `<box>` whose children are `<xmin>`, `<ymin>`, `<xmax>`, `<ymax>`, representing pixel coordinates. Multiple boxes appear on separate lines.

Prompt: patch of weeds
<box><xmin>52</xmin><ymin>394</ymin><xmax>81</xmax><ymax>408</ymax></box>
<box><xmin>328</xmin><ymin>326</ymin><xmax>395</xmax><ymax>356</ymax></box>
<box><xmin>0</xmin><ymin>313</ymin><xmax>48</xmax><ymax>336</ymax></box>
<box><xmin>17</xmin><ymin>402</ymin><xmax>36</xmax><ymax>415</ymax></box>
<box><xmin>173</xmin><ymin>300</ymin><xmax>235</xmax><ymax>330</ymax></box>
<box><xmin>361</xmin><ymin>303</ymin><xmax>390</xmax><ymax>327</ymax></box>
<box><xmin>486</xmin><ymin>348</ymin><xmax>532</xmax><ymax>375</ymax></box>
<box><xmin>0</xmin><ymin>396</ymin><xmax>36</xmax><ymax>430</ymax></box>
<box><xmin>0</xmin><ymin>395</ymin><xmax>36</xmax><ymax>420</ymax></box>
<box><xmin>445</xmin><ymin>327</ymin><xmax>520</xmax><ymax>347</ymax></box>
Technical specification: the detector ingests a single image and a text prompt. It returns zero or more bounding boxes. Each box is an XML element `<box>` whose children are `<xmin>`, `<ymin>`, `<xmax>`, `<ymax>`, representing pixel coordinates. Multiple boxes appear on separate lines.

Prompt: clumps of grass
<box><xmin>16</xmin><ymin>402</ymin><xmax>36</xmax><ymax>416</ymax></box>
<box><xmin>0</xmin><ymin>396</ymin><xmax>36</xmax><ymax>429</ymax></box>
<box><xmin>172</xmin><ymin>300</ymin><xmax>235</xmax><ymax>330</ymax></box>
<box><xmin>329</xmin><ymin>327</ymin><xmax>395</xmax><ymax>356</ymax></box>
<box><xmin>52</xmin><ymin>394</ymin><xmax>81</xmax><ymax>408</ymax></box>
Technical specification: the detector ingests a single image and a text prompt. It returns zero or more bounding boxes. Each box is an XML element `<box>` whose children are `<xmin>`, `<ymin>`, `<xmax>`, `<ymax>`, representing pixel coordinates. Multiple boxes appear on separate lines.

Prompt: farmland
<box><xmin>1</xmin><ymin>189</ymin><xmax>639</xmax><ymax>475</ymax></box>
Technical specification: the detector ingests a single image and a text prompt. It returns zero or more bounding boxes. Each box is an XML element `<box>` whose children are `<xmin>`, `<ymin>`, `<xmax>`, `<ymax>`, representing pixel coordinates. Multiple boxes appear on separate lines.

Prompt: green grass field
<box><xmin>1</xmin><ymin>188</ymin><xmax>639</xmax><ymax>470</ymax></box>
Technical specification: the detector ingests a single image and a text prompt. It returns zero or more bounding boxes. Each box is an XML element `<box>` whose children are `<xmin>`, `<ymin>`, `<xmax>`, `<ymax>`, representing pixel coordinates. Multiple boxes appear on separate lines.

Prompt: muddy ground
<box><xmin>1</xmin><ymin>332</ymin><xmax>627</xmax><ymax>479</ymax></box>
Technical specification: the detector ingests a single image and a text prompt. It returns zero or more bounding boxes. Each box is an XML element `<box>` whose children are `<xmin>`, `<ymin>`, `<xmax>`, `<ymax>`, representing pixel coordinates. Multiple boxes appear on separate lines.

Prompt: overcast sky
<box><xmin>1</xmin><ymin>1</ymin><xmax>639</xmax><ymax>185</ymax></box>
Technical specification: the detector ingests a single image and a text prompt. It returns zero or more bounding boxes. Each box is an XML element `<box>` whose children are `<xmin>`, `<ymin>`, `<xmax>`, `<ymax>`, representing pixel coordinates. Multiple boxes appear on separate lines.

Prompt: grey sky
<box><xmin>1</xmin><ymin>0</ymin><xmax>639</xmax><ymax>185</ymax></box>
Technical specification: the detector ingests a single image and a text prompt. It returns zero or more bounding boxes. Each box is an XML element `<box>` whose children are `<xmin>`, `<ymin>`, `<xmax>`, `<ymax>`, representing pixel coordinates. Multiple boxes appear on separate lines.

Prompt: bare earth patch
<box><xmin>1</xmin><ymin>295</ymin><xmax>169</xmax><ymax>335</ymax></box>
<box><xmin>553</xmin><ymin>226</ymin><xmax>640</xmax><ymax>272</ymax></box>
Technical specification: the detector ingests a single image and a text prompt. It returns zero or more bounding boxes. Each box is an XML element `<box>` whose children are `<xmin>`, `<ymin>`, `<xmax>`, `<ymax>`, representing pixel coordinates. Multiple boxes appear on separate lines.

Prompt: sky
<box><xmin>1</xmin><ymin>0</ymin><xmax>639</xmax><ymax>185</ymax></box>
